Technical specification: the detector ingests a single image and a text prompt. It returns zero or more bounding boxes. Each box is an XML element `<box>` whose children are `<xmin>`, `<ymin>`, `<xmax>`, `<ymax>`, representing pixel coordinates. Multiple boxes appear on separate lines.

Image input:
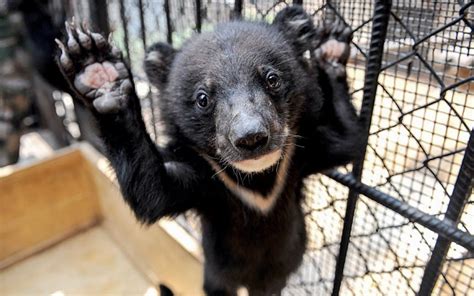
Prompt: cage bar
<box><xmin>118</xmin><ymin>0</ymin><xmax>131</xmax><ymax>62</ymax></box>
<box><xmin>164</xmin><ymin>0</ymin><xmax>173</xmax><ymax>44</ymax></box>
<box><xmin>88</xmin><ymin>0</ymin><xmax>110</xmax><ymax>34</ymax></box>
<box><xmin>418</xmin><ymin>129</ymin><xmax>474</xmax><ymax>295</ymax></box>
<box><xmin>195</xmin><ymin>0</ymin><xmax>202</xmax><ymax>33</ymax></box>
<box><xmin>326</xmin><ymin>170</ymin><xmax>474</xmax><ymax>252</ymax></box>
<box><xmin>331</xmin><ymin>1</ymin><xmax>392</xmax><ymax>295</ymax></box>
<box><xmin>137</xmin><ymin>0</ymin><xmax>148</xmax><ymax>49</ymax></box>
<box><xmin>233</xmin><ymin>0</ymin><xmax>243</xmax><ymax>19</ymax></box>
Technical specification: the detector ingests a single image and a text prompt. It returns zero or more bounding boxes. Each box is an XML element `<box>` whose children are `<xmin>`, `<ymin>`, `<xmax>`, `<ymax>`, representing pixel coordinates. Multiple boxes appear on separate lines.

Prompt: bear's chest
<box><xmin>200</xmin><ymin>186</ymin><xmax>307</xmax><ymax>280</ymax></box>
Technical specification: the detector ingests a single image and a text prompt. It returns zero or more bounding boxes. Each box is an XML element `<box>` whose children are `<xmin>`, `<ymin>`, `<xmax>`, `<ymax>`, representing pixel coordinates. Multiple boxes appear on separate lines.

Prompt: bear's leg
<box><xmin>305</xmin><ymin>20</ymin><xmax>364</xmax><ymax>173</ymax></box>
<box><xmin>203</xmin><ymin>264</ymin><xmax>238</xmax><ymax>296</ymax></box>
<box><xmin>56</xmin><ymin>21</ymin><xmax>198</xmax><ymax>223</ymax></box>
<box><xmin>273</xmin><ymin>5</ymin><xmax>316</xmax><ymax>56</ymax></box>
<box><xmin>144</xmin><ymin>42</ymin><xmax>177</xmax><ymax>91</ymax></box>
<box><xmin>314</xmin><ymin>20</ymin><xmax>359</xmax><ymax>128</ymax></box>
<box><xmin>247</xmin><ymin>282</ymin><xmax>286</xmax><ymax>296</ymax></box>
<box><xmin>313</xmin><ymin>19</ymin><xmax>353</xmax><ymax>78</ymax></box>
<box><xmin>203</xmin><ymin>279</ymin><xmax>237</xmax><ymax>296</ymax></box>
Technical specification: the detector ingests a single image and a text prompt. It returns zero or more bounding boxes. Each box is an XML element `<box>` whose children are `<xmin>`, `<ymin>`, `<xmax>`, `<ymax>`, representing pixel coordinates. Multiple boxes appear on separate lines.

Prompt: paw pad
<box><xmin>313</xmin><ymin>20</ymin><xmax>352</xmax><ymax>77</ymax></box>
<box><xmin>79</xmin><ymin>62</ymin><xmax>119</xmax><ymax>89</ymax></box>
<box><xmin>56</xmin><ymin>20</ymin><xmax>132</xmax><ymax>114</ymax></box>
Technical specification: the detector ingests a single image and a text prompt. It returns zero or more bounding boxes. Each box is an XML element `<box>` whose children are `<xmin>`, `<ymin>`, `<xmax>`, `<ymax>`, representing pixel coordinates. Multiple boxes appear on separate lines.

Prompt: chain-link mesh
<box><xmin>340</xmin><ymin>1</ymin><xmax>473</xmax><ymax>294</ymax></box>
<box><xmin>77</xmin><ymin>0</ymin><xmax>473</xmax><ymax>294</ymax></box>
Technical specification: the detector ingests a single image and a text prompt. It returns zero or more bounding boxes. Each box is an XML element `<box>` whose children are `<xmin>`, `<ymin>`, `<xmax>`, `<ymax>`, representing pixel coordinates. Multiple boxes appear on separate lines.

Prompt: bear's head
<box><xmin>145</xmin><ymin>7</ymin><xmax>318</xmax><ymax>173</ymax></box>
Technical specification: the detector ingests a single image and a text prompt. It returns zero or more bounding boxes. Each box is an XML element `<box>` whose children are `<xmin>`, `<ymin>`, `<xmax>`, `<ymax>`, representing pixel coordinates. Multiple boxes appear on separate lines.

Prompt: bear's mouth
<box><xmin>230</xmin><ymin>148</ymin><xmax>283</xmax><ymax>173</ymax></box>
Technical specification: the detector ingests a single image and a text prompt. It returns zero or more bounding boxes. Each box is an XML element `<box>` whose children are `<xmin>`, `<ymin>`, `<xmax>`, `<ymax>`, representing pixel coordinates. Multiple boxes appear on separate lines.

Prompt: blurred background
<box><xmin>0</xmin><ymin>0</ymin><xmax>472</xmax><ymax>295</ymax></box>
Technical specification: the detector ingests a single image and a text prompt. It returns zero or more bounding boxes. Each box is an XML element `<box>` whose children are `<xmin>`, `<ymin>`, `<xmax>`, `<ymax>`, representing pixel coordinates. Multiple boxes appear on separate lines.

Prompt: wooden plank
<box><xmin>0</xmin><ymin>149</ymin><xmax>102</xmax><ymax>268</ymax></box>
<box><xmin>0</xmin><ymin>227</ymin><xmax>153</xmax><ymax>295</ymax></box>
<box><xmin>1</xmin><ymin>144</ymin><xmax>204</xmax><ymax>294</ymax></box>
<box><xmin>80</xmin><ymin>144</ymin><xmax>205</xmax><ymax>295</ymax></box>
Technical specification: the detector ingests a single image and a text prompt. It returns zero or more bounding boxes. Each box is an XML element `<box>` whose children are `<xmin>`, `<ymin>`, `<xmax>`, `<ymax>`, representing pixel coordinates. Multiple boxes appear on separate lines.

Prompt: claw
<box><xmin>331</xmin><ymin>19</ymin><xmax>341</xmax><ymax>34</ymax></box>
<box><xmin>114</xmin><ymin>62</ymin><xmax>129</xmax><ymax>78</ymax></box>
<box><xmin>108</xmin><ymin>35</ymin><xmax>123</xmax><ymax>59</ymax></box>
<box><xmin>120</xmin><ymin>79</ymin><xmax>133</xmax><ymax>95</ymax></box>
<box><xmin>288</xmin><ymin>18</ymin><xmax>309</xmax><ymax>30</ymax></box>
<box><xmin>111</xmin><ymin>45</ymin><xmax>122</xmax><ymax>59</ymax></box>
<box><xmin>76</xmin><ymin>23</ymin><xmax>92</xmax><ymax>49</ymax></box>
<box><xmin>65</xmin><ymin>21</ymin><xmax>81</xmax><ymax>54</ymax></box>
<box><xmin>92</xmin><ymin>93</ymin><xmax>124</xmax><ymax>114</ymax></box>
<box><xmin>108</xmin><ymin>34</ymin><xmax>122</xmax><ymax>59</ymax></box>
<box><xmin>342</xmin><ymin>27</ymin><xmax>353</xmax><ymax>43</ymax></box>
<box><xmin>55</xmin><ymin>39</ymin><xmax>73</xmax><ymax>72</ymax></box>
<box><xmin>81</xmin><ymin>21</ymin><xmax>89</xmax><ymax>31</ymax></box>
<box><xmin>65</xmin><ymin>20</ymin><xmax>73</xmax><ymax>34</ymax></box>
<box><xmin>55</xmin><ymin>38</ymin><xmax>66</xmax><ymax>51</ymax></box>
<box><xmin>89</xmin><ymin>30</ymin><xmax>107</xmax><ymax>49</ymax></box>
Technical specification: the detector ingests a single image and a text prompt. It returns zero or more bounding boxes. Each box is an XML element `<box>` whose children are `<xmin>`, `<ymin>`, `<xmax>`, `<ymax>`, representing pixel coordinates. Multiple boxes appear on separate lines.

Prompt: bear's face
<box><xmin>164</xmin><ymin>22</ymin><xmax>306</xmax><ymax>173</ymax></box>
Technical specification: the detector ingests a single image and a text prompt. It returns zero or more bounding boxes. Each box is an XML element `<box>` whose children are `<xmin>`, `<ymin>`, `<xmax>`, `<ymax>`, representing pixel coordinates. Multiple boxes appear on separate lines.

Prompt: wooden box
<box><xmin>0</xmin><ymin>144</ymin><xmax>203</xmax><ymax>295</ymax></box>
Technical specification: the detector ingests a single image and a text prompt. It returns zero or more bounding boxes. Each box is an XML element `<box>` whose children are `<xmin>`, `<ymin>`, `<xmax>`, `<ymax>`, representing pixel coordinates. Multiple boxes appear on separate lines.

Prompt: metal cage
<box><xmin>73</xmin><ymin>0</ymin><xmax>473</xmax><ymax>295</ymax></box>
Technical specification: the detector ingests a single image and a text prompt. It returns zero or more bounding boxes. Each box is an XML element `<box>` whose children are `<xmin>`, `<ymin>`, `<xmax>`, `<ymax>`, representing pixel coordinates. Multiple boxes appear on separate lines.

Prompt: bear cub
<box><xmin>56</xmin><ymin>5</ymin><xmax>362</xmax><ymax>295</ymax></box>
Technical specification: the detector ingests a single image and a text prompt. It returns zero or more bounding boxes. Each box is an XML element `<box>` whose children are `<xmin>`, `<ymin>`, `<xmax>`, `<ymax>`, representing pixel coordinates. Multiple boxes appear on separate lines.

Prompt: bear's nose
<box><xmin>233</xmin><ymin>131</ymin><xmax>269</xmax><ymax>152</ymax></box>
<box><xmin>230</xmin><ymin>114</ymin><xmax>269</xmax><ymax>152</ymax></box>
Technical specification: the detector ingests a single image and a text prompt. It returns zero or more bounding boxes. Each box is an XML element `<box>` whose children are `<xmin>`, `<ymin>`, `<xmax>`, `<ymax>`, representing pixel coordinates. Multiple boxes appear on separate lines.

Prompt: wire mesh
<box><xmin>334</xmin><ymin>0</ymin><xmax>472</xmax><ymax>295</ymax></box>
<box><xmin>76</xmin><ymin>0</ymin><xmax>473</xmax><ymax>294</ymax></box>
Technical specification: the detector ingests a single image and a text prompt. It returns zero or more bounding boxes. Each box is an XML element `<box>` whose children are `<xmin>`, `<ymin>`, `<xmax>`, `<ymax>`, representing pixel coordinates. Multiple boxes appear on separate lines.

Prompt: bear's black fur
<box><xmin>56</xmin><ymin>5</ymin><xmax>362</xmax><ymax>295</ymax></box>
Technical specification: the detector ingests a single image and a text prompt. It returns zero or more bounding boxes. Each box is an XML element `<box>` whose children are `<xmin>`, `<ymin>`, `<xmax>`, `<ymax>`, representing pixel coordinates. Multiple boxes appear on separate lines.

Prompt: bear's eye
<box><xmin>196</xmin><ymin>91</ymin><xmax>209</xmax><ymax>109</ymax></box>
<box><xmin>266</xmin><ymin>72</ymin><xmax>281</xmax><ymax>89</ymax></box>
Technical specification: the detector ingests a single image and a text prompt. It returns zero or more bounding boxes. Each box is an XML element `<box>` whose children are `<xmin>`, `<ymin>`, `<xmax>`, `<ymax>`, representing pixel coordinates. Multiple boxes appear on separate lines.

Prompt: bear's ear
<box><xmin>273</xmin><ymin>5</ymin><xmax>316</xmax><ymax>56</ymax></box>
<box><xmin>144</xmin><ymin>42</ymin><xmax>177</xmax><ymax>91</ymax></box>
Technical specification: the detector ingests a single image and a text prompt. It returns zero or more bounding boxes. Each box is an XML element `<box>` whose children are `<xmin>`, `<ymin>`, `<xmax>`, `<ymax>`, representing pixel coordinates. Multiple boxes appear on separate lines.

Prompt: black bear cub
<box><xmin>56</xmin><ymin>5</ymin><xmax>362</xmax><ymax>295</ymax></box>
